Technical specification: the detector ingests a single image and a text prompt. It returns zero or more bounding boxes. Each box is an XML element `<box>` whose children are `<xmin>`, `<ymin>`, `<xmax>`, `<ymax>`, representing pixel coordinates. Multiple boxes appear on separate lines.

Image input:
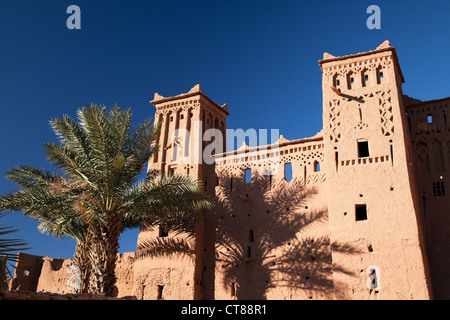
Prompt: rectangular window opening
<box><xmin>314</xmin><ymin>161</ymin><xmax>321</xmax><ymax>172</ymax></box>
<box><xmin>230</xmin><ymin>282</ymin><xmax>236</xmax><ymax>297</ymax></box>
<box><xmin>157</xmin><ymin>285</ymin><xmax>164</xmax><ymax>300</ymax></box>
<box><xmin>284</xmin><ymin>163</ymin><xmax>293</xmax><ymax>182</ymax></box>
<box><xmin>358</xmin><ymin>141</ymin><xmax>370</xmax><ymax>158</ymax></box>
<box><xmin>433</xmin><ymin>181</ymin><xmax>445</xmax><ymax>197</ymax></box>
<box><xmin>390</xmin><ymin>144</ymin><xmax>394</xmax><ymax>166</ymax></box>
<box><xmin>356</xmin><ymin>204</ymin><xmax>368</xmax><ymax>221</ymax></box>
<box><xmin>427</xmin><ymin>114</ymin><xmax>433</xmax><ymax>124</ymax></box>
<box><xmin>245</xmin><ymin>169</ymin><xmax>252</xmax><ymax>183</ymax></box>
<box><xmin>249</xmin><ymin>230</ymin><xmax>254</xmax><ymax>243</ymax></box>
<box><xmin>159</xmin><ymin>226</ymin><xmax>169</xmax><ymax>237</ymax></box>
<box><xmin>335</xmin><ymin>151</ymin><xmax>339</xmax><ymax>172</ymax></box>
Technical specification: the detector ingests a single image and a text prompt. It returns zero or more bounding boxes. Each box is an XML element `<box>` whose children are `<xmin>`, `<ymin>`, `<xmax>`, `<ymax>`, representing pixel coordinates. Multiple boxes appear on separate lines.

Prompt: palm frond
<box><xmin>0</xmin><ymin>212</ymin><xmax>30</xmax><ymax>286</ymax></box>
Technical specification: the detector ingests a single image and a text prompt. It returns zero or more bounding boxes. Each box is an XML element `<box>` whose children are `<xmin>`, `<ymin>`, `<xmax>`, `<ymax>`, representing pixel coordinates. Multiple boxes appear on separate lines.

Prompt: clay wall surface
<box><xmin>8</xmin><ymin>253</ymin><xmax>43</xmax><ymax>292</ymax></box>
<box><xmin>36</xmin><ymin>257</ymin><xmax>74</xmax><ymax>294</ymax></box>
<box><xmin>210</xmin><ymin>137</ymin><xmax>331</xmax><ymax>299</ymax></box>
<box><xmin>405</xmin><ymin>97</ymin><xmax>450</xmax><ymax>299</ymax></box>
<box><xmin>133</xmin><ymin>226</ymin><xmax>197</xmax><ymax>300</ymax></box>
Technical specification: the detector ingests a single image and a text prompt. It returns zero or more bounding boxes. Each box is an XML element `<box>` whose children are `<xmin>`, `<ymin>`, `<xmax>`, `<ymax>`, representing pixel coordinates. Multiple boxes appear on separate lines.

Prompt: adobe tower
<box><xmin>133</xmin><ymin>84</ymin><xmax>229</xmax><ymax>300</ymax></box>
<box><xmin>319</xmin><ymin>41</ymin><xmax>432</xmax><ymax>299</ymax></box>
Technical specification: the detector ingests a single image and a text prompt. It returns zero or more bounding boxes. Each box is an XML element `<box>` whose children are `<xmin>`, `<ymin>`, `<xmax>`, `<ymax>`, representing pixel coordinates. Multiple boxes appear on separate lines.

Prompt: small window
<box><xmin>245</xmin><ymin>169</ymin><xmax>251</xmax><ymax>183</ymax></box>
<box><xmin>433</xmin><ymin>181</ymin><xmax>445</xmax><ymax>197</ymax></box>
<box><xmin>427</xmin><ymin>114</ymin><xmax>433</xmax><ymax>124</ymax></box>
<box><xmin>356</xmin><ymin>204</ymin><xmax>367</xmax><ymax>221</ymax></box>
<box><xmin>159</xmin><ymin>226</ymin><xmax>169</xmax><ymax>237</ymax></box>
<box><xmin>249</xmin><ymin>230</ymin><xmax>254</xmax><ymax>243</ymax></box>
<box><xmin>284</xmin><ymin>163</ymin><xmax>293</xmax><ymax>182</ymax></box>
<box><xmin>358</xmin><ymin>141</ymin><xmax>370</xmax><ymax>158</ymax></box>
<box><xmin>157</xmin><ymin>285</ymin><xmax>164</xmax><ymax>300</ymax></box>
<box><xmin>314</xmin><ymin>161</ymin><xmax>320</xmax><ymax>172</ymax></box>
<box><xmin>230</xmin><ymin>282</ymin><xmax>236</xmax><ymax>297</ymax></box>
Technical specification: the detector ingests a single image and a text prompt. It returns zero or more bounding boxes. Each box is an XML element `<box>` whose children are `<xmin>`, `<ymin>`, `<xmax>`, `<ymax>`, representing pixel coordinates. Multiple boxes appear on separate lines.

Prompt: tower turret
<box><xmin>319</xmin><ymin>41</ymin><xmax>432</xmax><ymax>299</ymax></box>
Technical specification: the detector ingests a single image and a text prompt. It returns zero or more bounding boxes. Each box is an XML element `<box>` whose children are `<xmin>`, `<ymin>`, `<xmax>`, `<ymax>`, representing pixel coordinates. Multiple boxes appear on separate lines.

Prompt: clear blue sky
<box><xmin>1</xmin><ymin>0</ymin><xmax>449</xmax><ymax>259</ymax></box>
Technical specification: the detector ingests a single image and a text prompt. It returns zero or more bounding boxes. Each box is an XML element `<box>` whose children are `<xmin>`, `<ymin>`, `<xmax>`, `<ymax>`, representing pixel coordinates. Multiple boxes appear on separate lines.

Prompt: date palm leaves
<box><xmin>0</xmin><ymin>212</ymin><xmax>29</xmax><ymax>291</ymax></box>
<box><xmin>0</xmin><ymin>104</ymin><xmax>214</xmax><ymax>296</ymax></box>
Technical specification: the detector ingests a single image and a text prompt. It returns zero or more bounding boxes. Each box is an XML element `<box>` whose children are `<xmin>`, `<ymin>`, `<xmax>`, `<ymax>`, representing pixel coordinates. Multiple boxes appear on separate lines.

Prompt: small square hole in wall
<box><xmin>159</xmin><ymin>226</ymin><xmax>169</xmax><ymax>237</ymax></box>
<box><xmin>355</xmin><ymin>205</ymin><xmax>367</xmax><ymax>221</ymax></box>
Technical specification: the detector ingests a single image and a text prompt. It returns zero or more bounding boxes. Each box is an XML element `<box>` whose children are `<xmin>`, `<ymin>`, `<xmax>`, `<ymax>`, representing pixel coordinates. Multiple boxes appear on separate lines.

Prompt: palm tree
<box><xmin>0</xmin><ymin>165</ymin><xmax>92</xmax><ymax>293</ymax></box>
<box><xmin>0</xmin><ymin>212</ymin><xmax>29</xmax><ymax>292</ymax></box>
<box><xmin>0</xmin><ymin>104</ymin><xmax>214</xmax><ymax>297</ymax></box>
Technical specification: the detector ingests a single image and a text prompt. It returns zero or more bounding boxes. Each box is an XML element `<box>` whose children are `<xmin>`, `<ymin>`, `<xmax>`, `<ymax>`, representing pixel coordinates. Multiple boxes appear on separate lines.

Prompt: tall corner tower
<box><xmin>319</xmin><ymin>41</ymin><xmax>432</xmax><ymax>299</ymax></box>
<box><xmin>133</xmin><ymin>84</ymin><xmax>229</xmax><ymax>300</ymax></box>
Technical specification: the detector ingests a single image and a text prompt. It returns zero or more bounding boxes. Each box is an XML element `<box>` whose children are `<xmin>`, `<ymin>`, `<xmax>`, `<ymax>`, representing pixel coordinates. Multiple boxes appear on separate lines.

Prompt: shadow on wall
<box><xmin>214</xmin><ymin>170</ymin><xmax>358</xmax><ymax>299</ymax></box>
<box><xmin>136</xmin><ymin>170</ymin><xmax>359</xmax><ymax>299</ymax></box>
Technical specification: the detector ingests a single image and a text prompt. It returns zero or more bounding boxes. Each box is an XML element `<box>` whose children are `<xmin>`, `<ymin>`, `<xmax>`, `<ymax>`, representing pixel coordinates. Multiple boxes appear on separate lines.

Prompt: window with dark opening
<box><xmin>249</xmin><ymin>230</ymin><xmax>254</xmax><ymax>243</ymax></box>
<box><xmin>160</xmin><ymin>226</ymin><xmax>169</xmax><ymax>237</ymax></box>
<box><xmin>335</xmin><ymin>151</ymin><xmax>339</xmax><ymax>172</ymax></box>
<box><xmin>358</xmin><ymin>141</ymin><xmax>370</xmax><ymax>158</ymax></box>
<box><xmin>157</xmin><ymin>285</ymin><xmax>164</xmax><ymax>300</ymax></box>
<box><xmin>230</xmin><ymin>282</ymin><xmax>236</xmax><ymax>297</ymax></box>
<box><xmin>433</xmin><ymin>181</ymin><xmax>445</xmax><ymax>197</ymax></box>
<box><xmin>356</xmin><ymin>204</ymin><xmax>368</xmax><ymax>221</ymax></box>
<box><xmin>245</xmin><ymin>169</ymin><xmax>251</xmax><ymax>183</ymax></box>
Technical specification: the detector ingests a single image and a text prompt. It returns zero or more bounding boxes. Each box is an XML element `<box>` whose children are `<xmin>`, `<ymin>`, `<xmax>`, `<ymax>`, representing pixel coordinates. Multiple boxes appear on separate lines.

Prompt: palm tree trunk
<box><xmin>73</xmin><ymin>238</ymin><xmax>91</xmax><ymax>294</ymax></box>
<box><xmin>87</xmin><ymin>215</ymin><xmax>121</xmax><ymax>297</ymax></box>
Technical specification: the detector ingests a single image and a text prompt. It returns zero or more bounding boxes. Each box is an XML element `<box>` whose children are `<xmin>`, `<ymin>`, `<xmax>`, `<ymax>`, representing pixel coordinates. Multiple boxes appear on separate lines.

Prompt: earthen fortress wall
<box><xmin>7</xmin><ymin>41</ymin><xmax>450</xmax><ymax>300</ymax></box>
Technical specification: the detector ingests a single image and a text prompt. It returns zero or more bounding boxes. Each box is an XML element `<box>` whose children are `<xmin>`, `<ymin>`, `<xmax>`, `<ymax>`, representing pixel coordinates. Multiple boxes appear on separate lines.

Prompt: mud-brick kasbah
<box><xmin>6</xmin><ymin>41</ymin><xmax>450</xmax><ymax>300</ymax></box>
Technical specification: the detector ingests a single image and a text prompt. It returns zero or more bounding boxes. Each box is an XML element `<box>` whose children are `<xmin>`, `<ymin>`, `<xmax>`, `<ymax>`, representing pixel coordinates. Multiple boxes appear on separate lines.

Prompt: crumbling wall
<box><xmin>115</xmin><ymin>252</ymin><xmax>135</xmax><ymax>297</ymax></box>
<box><xmin>36</xmin><ymin>257</ymin><xmax>76</xmax><ymax>295</ymax></box>
<box><xmin>9</xmin><ymin>252</ymin><xmax>136</xmax><ymax>298</ymax></box>
<box><xmin>8</xmin><ymin>252</ymin><xmax>43</xmax><ymax>292</ymax></box>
